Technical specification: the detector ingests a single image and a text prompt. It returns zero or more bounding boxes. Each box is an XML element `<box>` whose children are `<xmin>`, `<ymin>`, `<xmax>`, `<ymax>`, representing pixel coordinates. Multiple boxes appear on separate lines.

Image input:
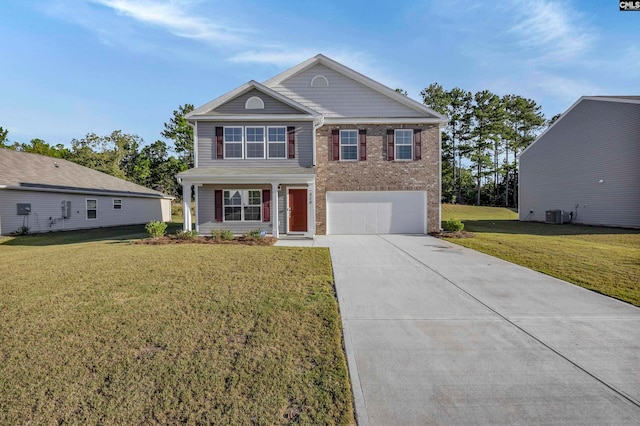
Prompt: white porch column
<box><xmin>182</xmin><ymin>183</ymin><xmax>192</xmax><ymax>231</ymax></box>
<box><xmin>308</xmin><ymin>180</ymin><xmax>315</xmax><ymax>236</ymax></box>
<box><xmin>271</xmin><ymin>182</ymin><xmax>279</xmax><ymax>238</ymax></box>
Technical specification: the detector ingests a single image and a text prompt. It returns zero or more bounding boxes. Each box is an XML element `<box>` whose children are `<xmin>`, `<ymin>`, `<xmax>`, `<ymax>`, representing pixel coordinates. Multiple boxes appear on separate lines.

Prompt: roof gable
<box><xmin>264</xmin><ymin>54</ymin><xmax>447</xmax><ymax>121</ymax></box>
<box><xmin>187</xmin><ymin>80</ymin><xmax>319</xmax><ymax>119</ymax></box>
<box><xmin>0</xmin><ymin>149</ymin><xmax>171</xmax><ymax>198</ymax></box>
<box><xmin>520</xmin><ymin>96</ymin><xmax>640</xmax><ymax>159</ymax></box>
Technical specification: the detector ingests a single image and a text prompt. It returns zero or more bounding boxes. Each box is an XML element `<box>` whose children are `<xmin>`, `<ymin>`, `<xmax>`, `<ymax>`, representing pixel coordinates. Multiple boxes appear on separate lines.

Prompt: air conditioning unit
<box><xmin>545</xmin><ymin>210</ymin><xmax>562</xmax><ymax>224</ymax></box>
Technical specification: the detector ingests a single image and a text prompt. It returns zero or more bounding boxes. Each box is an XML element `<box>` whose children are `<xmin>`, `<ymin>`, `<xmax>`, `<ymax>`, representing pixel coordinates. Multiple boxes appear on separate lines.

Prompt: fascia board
<box><xmin>2</xmin><ymin>185</ymin><xmax>173</xmax><ymax>199</ymax></box>
<box><xmin>186</xmin><ymin>114</ymin><xmax>316</xmax><ymax>122</ymax></box>
<box><xmin>323</xmin><ymin>117</ymin><xmax>447</xmax><ymax>125</ymax></box>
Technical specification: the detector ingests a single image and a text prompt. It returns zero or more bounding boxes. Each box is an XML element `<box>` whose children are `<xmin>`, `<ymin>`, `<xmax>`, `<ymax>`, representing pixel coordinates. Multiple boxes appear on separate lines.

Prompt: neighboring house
<box><xmin>176</xmin><ymin>54</ymin><xmax>447</xmax><ymax>237</ymax></box>
<box><xmin>519</xmin><ymin>96</ymin><xmax>640</xmax><ymax>228</ymax></box>
<box><xmin>0</xmin><ymin>149</ymin><xmax>173</xmax><ymax>235</ymax></box>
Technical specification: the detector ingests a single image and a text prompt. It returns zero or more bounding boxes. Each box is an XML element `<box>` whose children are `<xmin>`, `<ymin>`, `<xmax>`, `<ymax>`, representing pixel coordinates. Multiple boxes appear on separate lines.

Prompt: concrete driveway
<box><xmin>306</xmin><ymin>235</ymin><xmax>640</xmax><ymax>425</ymax></box>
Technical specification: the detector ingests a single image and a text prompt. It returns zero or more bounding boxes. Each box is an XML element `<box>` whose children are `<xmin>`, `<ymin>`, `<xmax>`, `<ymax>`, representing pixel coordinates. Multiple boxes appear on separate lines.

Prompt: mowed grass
<box><xmin>442</xmin><ymin>204</ymin><xmax>640</xmax><ymax>306</ymax></box>
<box><xmin>0</xmin><ymin>227</ymin><xmax>354</xmax><ymax>425</ymax></box>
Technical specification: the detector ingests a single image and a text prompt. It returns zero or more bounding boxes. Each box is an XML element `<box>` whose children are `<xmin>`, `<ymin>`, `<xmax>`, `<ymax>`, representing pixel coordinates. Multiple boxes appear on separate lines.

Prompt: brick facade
<box><xmin>315</xmin><ymin>124</ymin><xmax>441</xmax><ymax>234</ymax></box>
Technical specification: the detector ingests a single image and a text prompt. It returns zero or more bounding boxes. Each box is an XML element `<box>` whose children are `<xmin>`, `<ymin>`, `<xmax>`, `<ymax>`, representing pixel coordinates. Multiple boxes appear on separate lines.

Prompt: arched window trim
<box><xmin>245</xmin><ymin>96</ymin><xmax>265</xmax><ymax>109</ymax></box>
<box><xmin>311</xmin><ymin>75</ymin><xmax>329</xmax><ymax>87</ymax></box>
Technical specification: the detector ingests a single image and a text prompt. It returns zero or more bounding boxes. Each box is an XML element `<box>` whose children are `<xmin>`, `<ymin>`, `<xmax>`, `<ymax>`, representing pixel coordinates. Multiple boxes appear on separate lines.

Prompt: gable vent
<box><xmin>311</xmin><ymin>75</ymin><xmax>329</xmax><ymax>87</ymax></box>
<box><xmin>245</xmin><ymin>96</ymin><xmax>264</xmax><ymax>109</ymax></box>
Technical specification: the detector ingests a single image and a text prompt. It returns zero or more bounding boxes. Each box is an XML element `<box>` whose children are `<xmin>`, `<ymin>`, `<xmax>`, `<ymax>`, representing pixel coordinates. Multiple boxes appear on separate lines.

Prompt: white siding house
<box><xmin>519</xmin><ymin>96</ymin><xmax>640</xmax><ymax>228</ymax></box>
<box><xmin>0</xmin><ymin>149</ymin><xmax>173</xmax><ymax>235</ymax></box>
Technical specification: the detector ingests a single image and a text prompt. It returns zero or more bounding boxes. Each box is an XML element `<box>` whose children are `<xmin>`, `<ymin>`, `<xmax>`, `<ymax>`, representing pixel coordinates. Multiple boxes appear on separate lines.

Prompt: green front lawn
<box><xmin>0</xmin><ymin>227</ymin><xmax>354</xmax><ymax>425</ymax></box>
<box><xmin>442</xmin><ymin>204</ymin><xmax>640</xmax><ymax>306</ymax></box>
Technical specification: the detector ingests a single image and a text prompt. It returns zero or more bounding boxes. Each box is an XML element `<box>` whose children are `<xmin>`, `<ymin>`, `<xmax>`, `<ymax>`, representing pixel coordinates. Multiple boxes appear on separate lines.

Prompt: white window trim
<box><xmin>339</xmin><ymin>129</ymin><xmax>358</xmax><ymax>161</ymax></box>
<box><xmin>223</xmin><ymin>126</ymin><xmax>244</xmax><ymax>159</ymax></box>
<box><xmin>223</xmin><ymin>189</ymin><xmax>263</xmax><ymax>222</ymax></box>
<box><xmin>245</xmin><ymin>126</ymin><xmax>266</xmax><ymax>159</ymax></box>
<box><xmin>113</xmin><ymin>199</ymin><xmax>122</xmax><ymax>210</ymax></box>
<box><xmin>267</xmin><ymin>126</ymin><xmax>287</xmax><ymax>159</ymax></box>
<box><xmin>311</xmin><ymin>75</ymin><xmax>329</xmax><ymax>87</ymax></box>
<box><xmin>86</xmin><ymin>198</ymin><xmax>97</xmax><ymax>220</ymax></box>
<box><xmin>394</xmin><ymin>129</ymin><xmax>413</xmax><ymax>161</ymax></box>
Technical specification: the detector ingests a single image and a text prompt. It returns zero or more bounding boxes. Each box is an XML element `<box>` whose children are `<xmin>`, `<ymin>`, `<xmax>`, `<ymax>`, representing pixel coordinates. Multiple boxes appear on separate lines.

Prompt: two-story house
<box><xmin>176</xmin><ymin>54</ymin><xmax>447</xmax><ymax>237</ymax></box>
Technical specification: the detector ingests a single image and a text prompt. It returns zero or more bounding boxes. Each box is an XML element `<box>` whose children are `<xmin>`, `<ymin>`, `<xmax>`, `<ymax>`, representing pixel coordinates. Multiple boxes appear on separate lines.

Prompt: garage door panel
<box><xmin>327</xmin><ymin>191</ymin><xmax>426</xmax><ymax>235</ymax></box>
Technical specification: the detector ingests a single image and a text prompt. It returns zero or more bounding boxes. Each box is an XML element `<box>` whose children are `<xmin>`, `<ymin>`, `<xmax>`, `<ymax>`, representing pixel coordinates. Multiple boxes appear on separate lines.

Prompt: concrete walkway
<box><xmin>279</xmin><ymin>235</ymin><xmax>640</xmax><ymax>425</ymax></box>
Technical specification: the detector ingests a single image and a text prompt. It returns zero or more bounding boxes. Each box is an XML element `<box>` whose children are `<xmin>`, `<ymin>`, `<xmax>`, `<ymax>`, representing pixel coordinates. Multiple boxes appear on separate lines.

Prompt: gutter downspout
<box><xmin>312</xmin><ymin>115</ymin><xmax>324</xmax><ymax>167</ymax></box>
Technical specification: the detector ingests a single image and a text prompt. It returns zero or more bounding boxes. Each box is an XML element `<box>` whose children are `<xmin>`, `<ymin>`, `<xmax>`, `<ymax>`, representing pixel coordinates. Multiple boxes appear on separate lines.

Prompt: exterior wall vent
<box><xmin>311</xmin><ymin>75</ymin><xmax>329</xmax><ymax>87</ymax></box>
<box><xmin>245</xmin><ymin>96</ymin><xmax>264</xmax><ymax>109</ymax></box>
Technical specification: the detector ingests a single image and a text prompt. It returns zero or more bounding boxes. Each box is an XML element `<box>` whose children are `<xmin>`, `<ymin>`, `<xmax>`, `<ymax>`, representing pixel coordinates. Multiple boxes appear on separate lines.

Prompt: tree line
<box><xmin>0</xmin><ymin>104</ymin><xmax>195</xmax><ymax>198</ymax></box>
<box><xmin>2</xmin><ymin>88</ymin><xmax>556</xmax><ymax>206</ymax></box>
<box><xmin>421</xmin><ymin>84</ymin><xmax>554</xmax><ymax>207</ymax></box>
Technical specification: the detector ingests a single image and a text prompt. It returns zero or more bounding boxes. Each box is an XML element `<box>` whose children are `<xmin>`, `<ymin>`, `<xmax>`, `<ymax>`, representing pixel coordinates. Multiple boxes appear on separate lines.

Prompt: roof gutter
<box><xmin>2</xmin><ymin>185</ymin><xmax>174</xmax><ymax>200</ymax></box>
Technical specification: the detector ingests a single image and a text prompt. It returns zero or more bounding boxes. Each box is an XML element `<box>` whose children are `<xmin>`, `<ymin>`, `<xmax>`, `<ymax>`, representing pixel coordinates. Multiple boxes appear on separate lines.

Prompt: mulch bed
<box><xmin>430</xmin><ymin>230</ymin><xmax>476</xmax><ymax>239</ymax></box>
<box><xmin>133</xmin><ymin>236</ymin><xmax>277</xmax><ymax>246</ymax></box>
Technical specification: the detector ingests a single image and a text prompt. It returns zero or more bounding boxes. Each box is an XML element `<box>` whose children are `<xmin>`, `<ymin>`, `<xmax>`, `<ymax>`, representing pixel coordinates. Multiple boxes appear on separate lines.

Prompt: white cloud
<box><xmin>227</xmin><ymin>49</ymin><xmax>317</xmax><ymax>67</ymax></box>
<box><xmin>508</xmin><ymin>0</ymin><xmax>594</xmax><ymax>62</ymax></box>
<box><xmin>91</xmin><ymin>0</ymin><xmax>244</xmax><ymax>44</ymax></box>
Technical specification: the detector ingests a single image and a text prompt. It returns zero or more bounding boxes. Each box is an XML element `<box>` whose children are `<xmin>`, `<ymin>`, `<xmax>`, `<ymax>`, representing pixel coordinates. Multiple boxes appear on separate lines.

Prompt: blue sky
<box><xmin>1</xmin><ymin>0</ymin><xmax>638</xmax><ymax>148</ymax></box>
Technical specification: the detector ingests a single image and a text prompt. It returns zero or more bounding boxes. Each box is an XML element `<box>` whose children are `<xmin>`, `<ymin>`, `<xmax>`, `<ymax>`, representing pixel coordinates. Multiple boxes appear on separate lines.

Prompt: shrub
<box><xmin>11</xmin><ymin>225</ymin><xmax>30</xmax><ymax>236</ymax></box>
<box><xmin>145</xmin><ymin>221</ymin><xmax>167</xmax><ymax>238</ymax></box>
<box><xmin>211</xmin><ymin>229</ymin><xmax>234</xmax><ymax>241</ymax></box>
<box><xmin>175</xmin><ymin>230</ymin><xmax>199</xmax><ymax>240</ymax></box>
<box><xmin>244</xmin><ymin>229</ymin><xmax>265</xmax><ymax>240</ymax></box>
<box><xmin>443</xmin><ymin>219</ymin><xmax>464</xmax><ymax>232</ymax></box>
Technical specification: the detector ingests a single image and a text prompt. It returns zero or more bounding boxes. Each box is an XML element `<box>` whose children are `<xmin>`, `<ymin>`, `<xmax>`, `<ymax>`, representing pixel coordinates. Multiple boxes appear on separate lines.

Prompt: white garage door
<box><xmin>326</xmin><ymin>191</ymin><xmax>427</xmax><ymax>235</ymax></box>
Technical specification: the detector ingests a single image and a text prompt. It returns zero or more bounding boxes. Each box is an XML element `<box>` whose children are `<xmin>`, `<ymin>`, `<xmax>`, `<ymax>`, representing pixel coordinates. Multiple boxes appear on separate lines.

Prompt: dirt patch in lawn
<box><xmin>134</xmin><ymin>235</ymin><xmax>277</xmax><ymax>246</ymax></box>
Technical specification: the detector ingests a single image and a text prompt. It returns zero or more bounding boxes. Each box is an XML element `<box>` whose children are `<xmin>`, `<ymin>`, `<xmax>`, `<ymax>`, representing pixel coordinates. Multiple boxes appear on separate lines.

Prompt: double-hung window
<box><xmin>86</xmin><ymin>199</ymin><xmax>97</xmax><ymax>220</ymax></box>
<box><xmin>113</xmin><ymin>199</ymin><xmax>122</xmax><ymax>210</ymax></box>
<box><xmin>245</xmin><ymin>127</ymin><xmax>265</xmax><ymax>159</ymax></box>
<box><xmin>267</xmin><ymin>127</ymin><xmax>286</xmax><ymax>159</ymax></box>
<box><xmin>395</xmin><ymin>129</ymin><xmax>413</xmax><ymax>160</ymax></box>
<box><xmin>224</xmin><ymin>127</ymin><xmax>243</xmax><ymax>159</ymax></box>
<box><xmin>340</xmin><ymin>130</ymin><xmax>358</xmax><ymax>161</ymax></box>
<box><xmin>223</xmin><ymin>190</ymin><xmax>262</xmax><ymax>221</ymax></box>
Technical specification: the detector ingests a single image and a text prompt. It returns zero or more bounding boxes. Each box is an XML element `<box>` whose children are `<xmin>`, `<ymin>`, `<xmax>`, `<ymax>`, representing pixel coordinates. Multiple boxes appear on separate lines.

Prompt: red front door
<box><xmin>288</xmin><ymin>189</ymin><xmax>308</xmax><ymax>232</ymax></box>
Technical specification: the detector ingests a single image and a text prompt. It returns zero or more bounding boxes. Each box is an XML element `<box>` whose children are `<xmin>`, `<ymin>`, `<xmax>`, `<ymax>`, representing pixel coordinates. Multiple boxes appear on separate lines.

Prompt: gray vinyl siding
<box><xmin>196</xmin><ymin>121</ymin><xmax>314</xmax><ymax>168</ymax></box>
<box><xmin>519</xmin><ymin>99</ymin><xmax>640</xmax><ymax>228</ymax></box>
<box><xmin>197</xmin><ymin>185</ymin><xmax>301</xmax><ymax>235</ymax></box>
<box><xmin>0</xmin><ymin>190</ymin><xmax>170</xmax><ymax>235</ymax></box>
<box><xmin>210</xmin><ymin>89</ymin><xmax>303</xmax><ymax>115</ymax></box>
<box><xmin>269</xmin><ymin>64</ymin><xmax>425</xmax><ymax>118</ymax></box>
<box><xmin>197</xmin><ymin>184</ymin><xmax>274</xmax><ymax>235</ymax></box>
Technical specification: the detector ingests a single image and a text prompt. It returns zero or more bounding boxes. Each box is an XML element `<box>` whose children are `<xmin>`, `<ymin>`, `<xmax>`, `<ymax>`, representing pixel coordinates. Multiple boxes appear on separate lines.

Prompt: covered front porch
<box><xmin>176</xmin><ymin>167</ymin><xmax>316</xmax><ymax>238</ymax></box>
